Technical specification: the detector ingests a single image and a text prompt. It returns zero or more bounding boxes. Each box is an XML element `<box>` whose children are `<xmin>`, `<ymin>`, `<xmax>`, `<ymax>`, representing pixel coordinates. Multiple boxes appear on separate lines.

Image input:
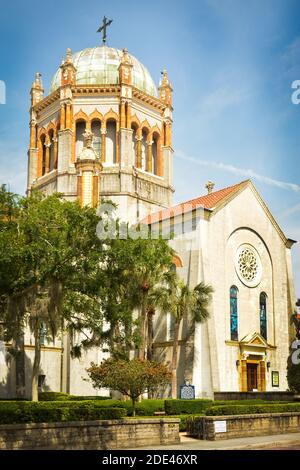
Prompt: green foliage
<box><xmin>206</xmin><ymin>403</ymin><xmax>300</xmax><ymax>416</ymax></box>
<box><xmin>287</xmin><ymin>354</ymin><xmax>300</xmax><ymax>393</ymax></box>
<box><xmin>38</xmin><ymin>392</ymin><xmax>112</xmax><ymax>401</ymax></box>
<box><xmin>38</xmin><ymin>394</ymin><xmax>165</xmax><ymax>416</ymax></box>
<box><xmin>38</xmin><ymin>392</ymin><xmax>72</xmax><ymax>401</ymax></box>
<box><xmin>164</xmin><ymin>399</ymin><xmax>288</xmax><ymax>415</ymax></box>
<box><xmin>165</xmin><ymin>399</ymin><xmax>213</xmax><ymax>415</ymax></box>
<box><xmin>0</xmin><ymin>401</ymin><xmax>126</xmax><ymax>424</ymax></box>
<box><xmin>100</xmin><ymin>235</ymin><xmax>175</xmax><ymax>359</ymax></box>
<box><xmin>87</xmin><ymin>358</ymin><xmax>171</xmax><ymax>415</ymax></box>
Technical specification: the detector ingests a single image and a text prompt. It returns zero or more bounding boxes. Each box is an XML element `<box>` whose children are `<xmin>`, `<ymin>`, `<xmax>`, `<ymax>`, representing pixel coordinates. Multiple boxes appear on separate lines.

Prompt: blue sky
<box><xmin>0</xmin><ymin>0</ymin><xmax>299</xmax><ymax>297</ymax></box>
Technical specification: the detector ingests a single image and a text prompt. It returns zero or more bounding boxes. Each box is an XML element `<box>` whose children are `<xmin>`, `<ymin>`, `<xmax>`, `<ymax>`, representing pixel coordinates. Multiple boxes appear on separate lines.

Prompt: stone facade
<box><xmin>0</xmin><ymin>418</ymin><xmax>180</xmax><ymax>450</ymax></box>
<box><xmin>151</xmin><ymin>181</ymin><xmax>297</xmax><ymax>397</ymax></box>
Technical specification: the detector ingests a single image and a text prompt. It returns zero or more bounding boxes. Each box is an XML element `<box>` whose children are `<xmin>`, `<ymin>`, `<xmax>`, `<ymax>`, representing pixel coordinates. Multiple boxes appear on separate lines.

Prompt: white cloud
<box><xmin>175</xmin><ymin>150</ymin><xmax>300</xmax><ymax>194</ymax></box>
<box><xmin>197</xmin><ymin>86</ymin><xmax>250</xmax><ymax>121</ymax></box>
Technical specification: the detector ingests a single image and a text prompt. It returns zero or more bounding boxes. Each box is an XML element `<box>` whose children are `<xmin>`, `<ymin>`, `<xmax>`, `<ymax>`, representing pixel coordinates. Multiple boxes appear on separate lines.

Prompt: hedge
<box><xmin>164</xmin><ymin>399</ymin><xmax>288</xmax><ymax>415</ymax></box>
<box><xmin>39</xmin><ymin>392</ymin><xmax>110</xmax><ymax>401</ymax></box>
<box><xmin>206</xmin><ymin>403</ymin><xmax>300</xmax><ymax>416</ymax></box>
<box><xmin>38</xmin><ymin>394</ymin><xmax>164</xmax><ymax>416</ymax></box>
<box><xmin>164</xmin><ymin>399</ymin><xmax>213</xmax><ymax>415</ymax></box>
<box><xmin>0</xmin><ymin>401</ymin><xmax>126</xmax><ymax>425</ymax></box>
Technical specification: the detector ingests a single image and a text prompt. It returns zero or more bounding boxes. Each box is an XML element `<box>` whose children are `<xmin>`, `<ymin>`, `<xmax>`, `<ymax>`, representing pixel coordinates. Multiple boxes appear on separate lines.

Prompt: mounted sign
<box><xmin>214</xmin><ymin>421</ymin><xmax>227</xmax><ymax>433</ymax></box>
<box><xmin>180</xmin><ymin>384</ymin><xmax>195</xmax><ymax>400</ymax></box>
<box><xmin>272</xmin><ymin>371</ymin><xmax>279</xmax><ymax>387</ymax></box>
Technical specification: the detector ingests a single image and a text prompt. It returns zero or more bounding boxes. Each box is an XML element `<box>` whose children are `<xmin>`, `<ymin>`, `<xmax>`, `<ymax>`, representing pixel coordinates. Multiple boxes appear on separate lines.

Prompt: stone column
<box><xmin>53</xmin><ymin>137</ymin><xmax>58</xmax><ymax>169</ymax></box>
<box><xmin>60</xmin><ymin>104</ymin><xmax>66</xmax><ymax>130</ymax></box>
<box><xmin>241</xmin><ymin>360</ymin><xmax>247</xmax><ymax>392</ymax></box>
<box><xmin>45</xmin><ymin>142</ymin><xmax>51</xmax><ymax>173</ymax></box>
<box><xmin>119</xmin><ymin>128</ymin><xmax>133</xmax><ymax>169</ymax></box>
<box><xmin>101</xmin><ymin>128</ymin><xmax>106</xmax><ymax>163</ymax></box>
<box><xmin>136</xmin><ymin>136</ymin><xmax>142</xmax><ymax>168</ymax></box>
<box><xmin>259</xmin><ymin>361</ymin><xmax>266</xmax><ymax>391</ymax></box>
<box><xmin>27</xmin><ymin>119</ymin><xmax>38</xmax><ymax>191</ymax></box>
<box><xmin>29</xmin><ymin>121</ymin><xmax>37</xmax><ymax>148</ymax></box>
<box><xmin>120</xmin><ymin>99</ymin><xmax>126</xmax><ymax>128</ymax></box>
<box><xmin>146</xmin><ymin>141</ymin><xmax>153</xmax><ymax>173</ymax></box>
<box><xmin>65</xmin><ymin>103</ymin><xmax>72</xmax><ymax>130</ymax></box>
<box><xmin>126</xmin><ymin>102</ymin><xmax>131</xmax><ymax>129</ymax></box>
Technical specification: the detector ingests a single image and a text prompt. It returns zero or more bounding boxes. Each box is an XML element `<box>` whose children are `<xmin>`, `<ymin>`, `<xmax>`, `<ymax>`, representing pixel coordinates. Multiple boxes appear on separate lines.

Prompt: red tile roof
<box><xmin>142</xmin><ymin>180</ymin><xmax>249</xmax><ymax>225</ymax></box>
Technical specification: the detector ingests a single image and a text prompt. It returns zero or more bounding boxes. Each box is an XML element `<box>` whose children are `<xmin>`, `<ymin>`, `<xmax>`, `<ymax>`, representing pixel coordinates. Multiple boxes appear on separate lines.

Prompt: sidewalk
<box><xmin>130</xmin><ymin>432</ymin><xmax>300</xmax><ymax>450</ymax></box>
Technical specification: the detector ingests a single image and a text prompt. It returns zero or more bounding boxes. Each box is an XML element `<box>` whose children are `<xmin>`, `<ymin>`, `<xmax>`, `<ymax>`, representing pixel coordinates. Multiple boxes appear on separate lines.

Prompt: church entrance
<box><xmin>247</xmin><ymin>363</ymin><xmax>258</xmax><ymax>391</ymax></box>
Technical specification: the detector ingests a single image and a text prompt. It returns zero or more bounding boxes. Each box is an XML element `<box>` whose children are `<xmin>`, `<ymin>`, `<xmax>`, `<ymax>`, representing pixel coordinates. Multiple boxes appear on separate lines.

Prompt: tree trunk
<box><xmin>132</xmin><ymin>397</ymin><xmax>136</xmax><ymax>417</ymax></box>
<box><xmin>14</xmin><ymin>333</ymin><xmax>25</xmax><ymax>399</ymax></box>
<box><xmin>171</xmin><ymin>320</ymin><xmax>180</xmax><ymax>399</ymax></box>
<box><xmin>138</xmin><ymin>300</ymin><xmax>147</xmax><ymax>360</ymax></box>
<box><xmin>31</xmin><ymin>322</ymin><xmax>41</xmax><ymax>401</ymax></box>
<box><xmin>147</xmin><ymin>311</ymin><xmax>154</xmax><ymax>361</ymax></box>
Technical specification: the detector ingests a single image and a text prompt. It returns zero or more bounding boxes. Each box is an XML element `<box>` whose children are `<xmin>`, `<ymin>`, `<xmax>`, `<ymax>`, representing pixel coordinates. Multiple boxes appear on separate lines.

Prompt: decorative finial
<box><xmin>160</xmin><ymin>69</ymin><xmax>170</xmax><ymax>86</ymax></box>
<box><xmin>66</xmin><ymin>48</ymin><xmax>72</xmax><ymax>62</ymax></box>
<box><xmin>97</xmin><ymin>16</ymin><xmax>113</xmax><ymax>44</ymax></box>
<box><xmin>33</xmin><ymin>72</ymin><xmax>43</xmax><ymax>88</ymax></box>
<box><xmin>205</xmin><ymin>181</ymin><xmax>215</xmax><ymax>194</ymax></box>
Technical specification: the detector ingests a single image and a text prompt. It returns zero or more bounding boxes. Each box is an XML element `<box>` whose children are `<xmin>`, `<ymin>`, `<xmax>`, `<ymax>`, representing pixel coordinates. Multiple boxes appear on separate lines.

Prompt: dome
<box><xmin>50</xmin><ymin>46</ymin><xmax>158</xmax><ymax>97</ymax></box>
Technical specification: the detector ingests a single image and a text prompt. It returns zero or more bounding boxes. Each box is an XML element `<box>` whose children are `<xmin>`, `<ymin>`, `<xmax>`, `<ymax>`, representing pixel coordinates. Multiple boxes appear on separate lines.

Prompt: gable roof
<box><xmin>239</xmin><ymin>332</ymin><xmax>269</xmax><ymax>348</ymax></box>
<box><xmin>142</xmin><ymin>180</ymin><xmax>249</xmax><ymax>225</ymax></box>
<box><xmin>141</xmin><ymin>179</ymin><xmax>296</xmax><ymax>247</ymax></box>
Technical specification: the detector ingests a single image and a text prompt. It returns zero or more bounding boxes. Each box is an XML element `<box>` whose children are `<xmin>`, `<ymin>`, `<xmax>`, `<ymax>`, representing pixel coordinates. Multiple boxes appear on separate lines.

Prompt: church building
<box><xmin>1</xmin><ymin>26</ymin><xmax>297</xmax><ymax>398</ymax></box>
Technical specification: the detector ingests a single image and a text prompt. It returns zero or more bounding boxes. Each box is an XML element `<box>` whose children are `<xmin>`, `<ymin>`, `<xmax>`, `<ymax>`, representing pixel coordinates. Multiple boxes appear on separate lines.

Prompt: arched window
<box><xmin>230</xmin><ymin>286</ymin><xmax>238</xmax><ymax>341</ymax></box>
<box><xmin>131</xmin><ymin>124</ymin><xmax>138</xmax><ymax>166</ymax></box>
<box><xmin>141</xmin><ymin>129</ymin><xmax>148</xmax><ymax>171</ymax></box>
<box><xmin>40</xmin><ymin>134</ymin><xmax>46</xmax><ymax>176</ymax></box>
<box><xmin>48</xmin><ymin>129</ymin><xmax>54</xmax><ymax>171</ymax></box>
<box><xmin>152</xmin><ymin>134</ymin><xmax>159</xmax><ymax>175</ymax></box>
<box><xmin>91</xmin><ymin>120</ymin><xmax>101</xmax><ymax>158</ymax></box>
<box><xmin>260</xmin><ymin>292</ymin><xmax>267</xmax><ymax>340</ymax></box>
<box><xmin>75</xmin><ymin>120</ymin><xmax>86</xmax><ymax>158</ymax></box>
<box><xmin>106</xmin><ymin>119</ymin><xmax>117</xmax><ymax>164</ymax></box>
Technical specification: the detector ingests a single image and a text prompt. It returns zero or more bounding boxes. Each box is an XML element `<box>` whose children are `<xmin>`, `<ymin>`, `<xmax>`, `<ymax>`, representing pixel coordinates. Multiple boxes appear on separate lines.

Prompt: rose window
<box><xmin>238</xmin><ymin>248</ymin><xmax>258</xmax><ymax>281</ymax></box>
<box><xmin>235</xmin><ymin>244</ymin><xmax>262</xmax><ymax>287</ymax></box>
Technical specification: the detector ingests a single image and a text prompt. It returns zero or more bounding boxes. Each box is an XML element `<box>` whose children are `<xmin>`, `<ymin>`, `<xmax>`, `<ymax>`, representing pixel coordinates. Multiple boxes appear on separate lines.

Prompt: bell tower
<box><xmin>27</xmin><ymin>36</ymin><xmax>174</xmax><ymax>222</ymax></box>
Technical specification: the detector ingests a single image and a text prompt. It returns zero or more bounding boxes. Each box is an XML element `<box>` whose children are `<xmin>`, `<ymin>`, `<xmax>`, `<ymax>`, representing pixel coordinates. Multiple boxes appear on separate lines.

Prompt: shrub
<box><xmin>39</xmin><ymin>392</ymin><xmax>111</xmax><ymax>401</ymax></box>
<box><xmin>38</xmin><ymin>392</ymin><xmax>72</xmax><ymax>401</ymax></box>
<box><xmin>164</xmin><ymin>399</ymin><xmax>213</xmax><ymax>415</ymax></box>
<box><xmin>0</xmin><ymin>401</ymin><xmax>126</xmax><ymax>425</ymax></box>
<box><xmin>287</xmin><ymin>354</ymin><xmax>300</xmax><ymax>393</ymax></box>
<box><xmin>206</xmin><ymin>403</ymin><xmax>300</xmax><ymax>416</ymax></box>
<box><xmin>68</xmin><ymin>395</ymin><xmax>110</xmax><ymax>401</ymax></box>
<box><xmin>87</xmin><ymin>358</ymin><xmax>171</xmax><ymax>416</ymax></box>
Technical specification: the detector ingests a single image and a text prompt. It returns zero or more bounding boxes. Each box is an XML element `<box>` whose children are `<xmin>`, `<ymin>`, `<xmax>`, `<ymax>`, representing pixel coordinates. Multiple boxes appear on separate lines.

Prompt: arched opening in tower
<box><xmin>91</xmin><ymin>119</ymin><xmax>101</xmax><ymax>158</ymax></box>
<box><xmin>75</xmin><ymin>120</ymin><xmax>86</xmax><ymax>158</ymax></box>
<box><xmin>106</xmin><ymin>119</ymin><xmax>117</xmax><ymax>164</ymax></box>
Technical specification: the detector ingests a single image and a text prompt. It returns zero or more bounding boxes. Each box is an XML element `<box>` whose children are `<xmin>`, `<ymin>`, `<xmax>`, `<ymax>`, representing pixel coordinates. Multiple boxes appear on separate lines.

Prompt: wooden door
<box><xmin>247</xmin><ymin>363</ymin><xmax>258</xmax><ymax>391</ymax></box>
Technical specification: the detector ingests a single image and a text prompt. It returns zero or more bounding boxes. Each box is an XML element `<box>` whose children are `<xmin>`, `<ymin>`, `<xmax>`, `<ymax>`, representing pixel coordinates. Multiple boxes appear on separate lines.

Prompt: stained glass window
<box><xmin>230</xmin><ymin>286</ymin><xmax>238</xmax><ymax>341</ymax></box>
<box><xmin>260</xmin><ymin>292</ymin><xmax>267</xmax><ymax>340</ymax></box>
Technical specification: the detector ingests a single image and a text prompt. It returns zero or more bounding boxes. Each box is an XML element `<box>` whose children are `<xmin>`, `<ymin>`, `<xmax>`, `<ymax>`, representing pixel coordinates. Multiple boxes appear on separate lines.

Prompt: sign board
<box><xmin>180</xmin><ymin>384</ymin><xmax>195</xmax><ymax>399</ymax></box>
<box><xmin>214</xmin><ymin>420</ymin><xmax>227</xmax><ymax>433</ymax></box>
<box><xmin>272</xmin><ymin>371</ymin><xmax>279</xmax><ymax>387</ymax></box>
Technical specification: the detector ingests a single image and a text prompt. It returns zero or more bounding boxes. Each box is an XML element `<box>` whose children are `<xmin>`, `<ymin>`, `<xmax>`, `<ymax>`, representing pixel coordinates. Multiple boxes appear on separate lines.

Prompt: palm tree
<box><xmin>155</xmin><ymin>279</ymin><xmax>213</xmax><ymax>399</ymax></box>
